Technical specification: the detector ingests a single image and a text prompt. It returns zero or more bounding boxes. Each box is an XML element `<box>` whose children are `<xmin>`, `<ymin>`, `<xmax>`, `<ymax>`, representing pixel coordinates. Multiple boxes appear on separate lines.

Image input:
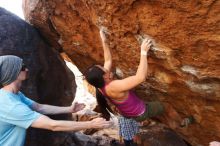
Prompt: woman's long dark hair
<box><xmin>85</xmin><ymin>65</ymin><xmax>113</xmax><ymax>120</ymax></box>
<box><xmin>96</xmin><ymin>89</ymin><xmax>114</xmax><ymax>120</ymax></box>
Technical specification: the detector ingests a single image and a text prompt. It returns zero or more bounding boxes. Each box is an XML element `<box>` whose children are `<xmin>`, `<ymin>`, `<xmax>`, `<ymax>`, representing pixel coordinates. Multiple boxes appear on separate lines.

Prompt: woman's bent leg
<box><xmin>134</xmin><ymin>101</ymin><xmax>164</xmax><ymax>122</ymax></box>
<box><xmin>147</xmin><ymin>101</ymin><xmax>164</xmax><ymax>118</ymax></box>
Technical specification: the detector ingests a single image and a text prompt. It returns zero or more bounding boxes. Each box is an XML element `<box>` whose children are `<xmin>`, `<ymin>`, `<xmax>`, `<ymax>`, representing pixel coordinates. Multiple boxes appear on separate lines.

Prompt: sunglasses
<box><xmin>21</xmin><ymin>63</ymin><xmax>27</xmax><ymax>71</ymax></box>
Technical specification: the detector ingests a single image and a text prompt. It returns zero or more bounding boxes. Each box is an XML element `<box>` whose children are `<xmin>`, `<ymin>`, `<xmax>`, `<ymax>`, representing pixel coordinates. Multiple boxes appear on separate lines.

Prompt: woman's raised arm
<box><xmin>100</xmin><ymin>27</ymin><xmax>112</xmax><ymax>71</ymax></box>
<box><xmin>110</xmin><ymin>38</ymin><xmax>152</xmax><ymax>92</ymax></box>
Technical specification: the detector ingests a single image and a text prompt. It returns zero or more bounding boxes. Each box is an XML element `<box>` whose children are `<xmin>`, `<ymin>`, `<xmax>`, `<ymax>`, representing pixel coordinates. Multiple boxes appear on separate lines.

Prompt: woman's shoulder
<box><xmin>106</xmin><ymin>79</ymin><xmax>121</xmax><ymax>88</ymax></box>
<box><xmin>106</xmin><ymin>80</ymin><xmax>128</xmax><ymax>93</ymax></box>
<box><xmin>105</xmin><ymin>83</ymin><xmax>129</xmax><ymax>100</ymax></box>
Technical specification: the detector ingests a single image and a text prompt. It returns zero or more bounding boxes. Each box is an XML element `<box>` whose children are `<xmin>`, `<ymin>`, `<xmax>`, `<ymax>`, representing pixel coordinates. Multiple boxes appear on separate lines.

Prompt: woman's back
<box><xmin>103</xmin><ymin>81</ymin><xmax>128</xmax><ymax>101</ymax></box>
<box><xmin>101</xmin><ymin>84</ymin><xmax>145</xmax><ymax>117</ymax></box>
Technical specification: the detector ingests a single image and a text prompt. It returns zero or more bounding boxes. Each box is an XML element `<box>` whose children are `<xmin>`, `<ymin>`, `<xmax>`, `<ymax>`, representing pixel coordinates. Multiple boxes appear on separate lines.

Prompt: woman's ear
<box><xmin>103</xmin><ymin>72</ymin><xmax>111</xmax><ymax>80</ymax></box>
<box><xmin>103</xmin><ymin>73</ymin><xmax>108</xmax><ymax>80</ymax></box>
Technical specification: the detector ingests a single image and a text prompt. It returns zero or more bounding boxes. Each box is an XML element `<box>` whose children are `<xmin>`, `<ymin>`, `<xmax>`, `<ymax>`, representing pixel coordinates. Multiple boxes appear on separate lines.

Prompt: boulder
<box><xmin>0</xmin><ymin>7</ymin><xmax>74</xmax><ymax>146</ymax></box>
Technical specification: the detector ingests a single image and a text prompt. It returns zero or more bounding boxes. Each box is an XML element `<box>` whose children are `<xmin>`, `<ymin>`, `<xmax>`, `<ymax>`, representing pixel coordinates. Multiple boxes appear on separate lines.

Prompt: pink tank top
<box><xmin>101</xmin><ymin>86</ymin><xmax>146</xmax><ymax>117</ymax></box>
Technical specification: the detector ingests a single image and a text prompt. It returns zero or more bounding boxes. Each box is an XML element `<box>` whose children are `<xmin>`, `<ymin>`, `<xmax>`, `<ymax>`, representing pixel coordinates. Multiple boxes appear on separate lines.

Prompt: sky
<box><xmin>0</xmin><ymin>0</ymin><xmax>24</xmax><ymax>19</ymax></box>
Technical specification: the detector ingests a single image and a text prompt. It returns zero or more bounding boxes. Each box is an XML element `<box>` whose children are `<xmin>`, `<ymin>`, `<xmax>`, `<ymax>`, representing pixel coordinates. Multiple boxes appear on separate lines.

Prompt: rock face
<box><xmin>23</xmin><ymin>0</ymin><xmax>220</xmax><ymax>145</ymax></box>
<box><xmin>137</xmin><ymin>124</ymin><xmax>188</xmax><ymax>146</ymax></box>
<box><xmin>0</xmin><ymin>8</ymin><xmax>74</xmax><ymax>146</ymax></box>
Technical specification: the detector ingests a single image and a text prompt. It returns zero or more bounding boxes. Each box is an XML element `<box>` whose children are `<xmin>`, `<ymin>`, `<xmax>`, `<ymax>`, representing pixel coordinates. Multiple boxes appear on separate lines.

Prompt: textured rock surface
<box><xmin>23</xmin><ymin>0</ymin><xmax>220</xmax><ymax>145</ymax></box>
<box><xmin>137</xmin><ymin>124</ymin><xmax>188</xmax><ymax>146</ymax></box>
<box><xmin>0</xmin><ymin>8</ymin><xmax>74</xmax><ymax>146</ymax></box>
<box><xmin>62</xmin><ymin>132</ymin><xmax>120</xmax><ymax>146</ymax></box>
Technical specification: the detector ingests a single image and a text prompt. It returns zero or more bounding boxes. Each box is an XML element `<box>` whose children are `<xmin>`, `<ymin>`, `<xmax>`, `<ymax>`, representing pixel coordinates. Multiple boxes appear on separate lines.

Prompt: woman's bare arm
<box><xmin>100</xmin><ymin>27</ymin><xmax>112</xmax><ymax>71</ymax></box>
<box><xmin>109</xmin><ymin>39</ymin><xmax>152</xmax><ymax>92</ymax></box>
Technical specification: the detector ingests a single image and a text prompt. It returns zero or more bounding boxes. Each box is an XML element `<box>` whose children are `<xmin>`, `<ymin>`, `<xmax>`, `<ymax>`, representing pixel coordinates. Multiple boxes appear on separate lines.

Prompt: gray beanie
<box><xmin>0</xmin><ymin>55</ymin><xmax>23</xmax><ymax>86</ymax></box>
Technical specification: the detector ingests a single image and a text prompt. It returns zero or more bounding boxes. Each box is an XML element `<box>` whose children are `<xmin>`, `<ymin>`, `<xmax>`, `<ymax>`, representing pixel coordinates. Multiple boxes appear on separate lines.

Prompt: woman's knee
<box><xmin>148</xmin><ymin>101</ymin><xmax>164</xmax><ymax>117</ymax></box>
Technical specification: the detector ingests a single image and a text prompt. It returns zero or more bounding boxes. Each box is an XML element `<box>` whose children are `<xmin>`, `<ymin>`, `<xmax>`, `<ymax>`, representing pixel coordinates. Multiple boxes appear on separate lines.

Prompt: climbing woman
<box><xmin>84</xmin><ymin>27</ymin><xmax>164</xmax><ymax>122</ymax></box>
